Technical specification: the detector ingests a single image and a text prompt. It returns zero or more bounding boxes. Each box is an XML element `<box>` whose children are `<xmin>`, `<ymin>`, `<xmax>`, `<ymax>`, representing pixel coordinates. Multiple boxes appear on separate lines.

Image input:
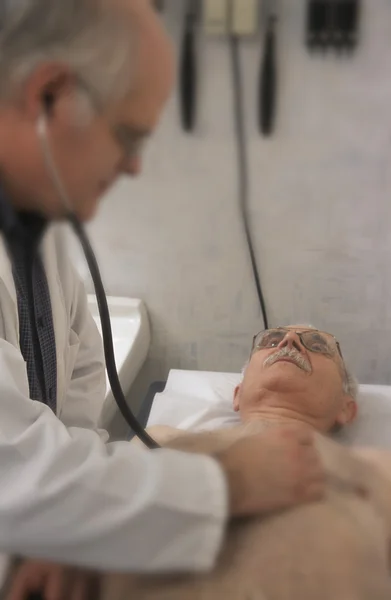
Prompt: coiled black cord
<box><xmin>229</xmin><ymin>35</ymin><xmax>269</xmax><ymax>329</ymax></box>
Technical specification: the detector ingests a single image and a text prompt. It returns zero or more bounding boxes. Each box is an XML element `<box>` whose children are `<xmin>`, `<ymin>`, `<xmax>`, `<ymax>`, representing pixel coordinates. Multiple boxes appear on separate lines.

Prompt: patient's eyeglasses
<box><xmin>251</xmin><ymin>328</ymin><xmax>343</xmax><ymax>359</ymax></box>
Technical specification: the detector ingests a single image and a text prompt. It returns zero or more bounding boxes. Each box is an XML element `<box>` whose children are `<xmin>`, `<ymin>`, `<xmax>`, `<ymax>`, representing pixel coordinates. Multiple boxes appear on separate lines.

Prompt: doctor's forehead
<box><xmin>110</xmin><ymin>0</ymin><xmax>175</xmax><ymax>114</ymax></box>
<box><xmin>112</xmin><ymin>0</ymin><xmax>161</xmax><ymax>22</ymax></box>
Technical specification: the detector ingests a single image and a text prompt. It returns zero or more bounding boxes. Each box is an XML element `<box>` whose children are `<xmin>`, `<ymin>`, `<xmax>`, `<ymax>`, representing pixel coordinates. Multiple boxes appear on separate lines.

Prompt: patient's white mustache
<box><xmin>264</xmin><ymin>348</ymin><xmax>311</xmax><ymax>373</ymax></box>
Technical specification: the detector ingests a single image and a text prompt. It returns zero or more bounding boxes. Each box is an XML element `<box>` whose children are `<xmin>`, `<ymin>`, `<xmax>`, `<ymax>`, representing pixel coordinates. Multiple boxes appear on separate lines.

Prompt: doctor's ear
<box><xmin>22</xmin><ymin>63</ymin><xmax>76</xmax><ymax>120</ymax></box>
<box><xmin>42</xmin><ymin>91</ymin><xmax>55</xmax><ymax>116</ymax></box>
<box><xmin>41</xmin><ymin>84</ymin><xmax>94</xmax><ymax>129</ymax></box>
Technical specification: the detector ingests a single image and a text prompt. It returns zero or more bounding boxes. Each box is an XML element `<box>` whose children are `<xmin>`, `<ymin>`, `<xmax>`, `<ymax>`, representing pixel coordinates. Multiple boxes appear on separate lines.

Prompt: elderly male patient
<box><xmin>100</xmin><ymin>326</ymin><xmax>391</xmax><ymax>600</ymax></box>
<box><xmin>8</xmin><ymin>327</ymin><xmax>391</xmax><ymax>600</ymax></box>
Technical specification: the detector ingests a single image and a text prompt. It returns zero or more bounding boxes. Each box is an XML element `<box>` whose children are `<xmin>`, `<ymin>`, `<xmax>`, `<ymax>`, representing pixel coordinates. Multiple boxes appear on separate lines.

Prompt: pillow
<box><xmin>148</xmin><ymin>369</ymin><xmax>391</xmax><ymax>450</ymax></box>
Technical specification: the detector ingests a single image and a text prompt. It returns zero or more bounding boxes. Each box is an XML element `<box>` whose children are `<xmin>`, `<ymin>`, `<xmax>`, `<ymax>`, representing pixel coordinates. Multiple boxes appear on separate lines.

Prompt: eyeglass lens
<box><xmin>254</xmin><ymin>329</ymin><xmax>336</xmax><ymax>356</ymax></box>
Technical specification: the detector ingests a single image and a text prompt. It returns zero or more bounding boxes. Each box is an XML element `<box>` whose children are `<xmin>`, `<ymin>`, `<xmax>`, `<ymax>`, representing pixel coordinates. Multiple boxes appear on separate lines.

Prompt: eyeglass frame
<box><xmin>71</xmin><ymin>80</ymin><xmax>149</xmax><ymax>161</ymax></box>
<box><xmin>250</xmin><ymin>327</ymin><xmax>343</xmax><ymax>360</ymax></box>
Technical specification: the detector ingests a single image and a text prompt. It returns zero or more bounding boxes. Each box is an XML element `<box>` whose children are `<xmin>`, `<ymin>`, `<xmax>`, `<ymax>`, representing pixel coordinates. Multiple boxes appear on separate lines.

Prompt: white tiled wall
<box><xmin>71</xmin><ymin>0</ymin><xmax>391</xmax><ymax>389</ymax></box>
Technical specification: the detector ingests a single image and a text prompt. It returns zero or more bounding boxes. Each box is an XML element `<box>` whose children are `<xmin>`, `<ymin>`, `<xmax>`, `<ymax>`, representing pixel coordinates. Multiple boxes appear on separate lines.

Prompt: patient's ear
<box><xmin>233</xmin><ymin>385</ymin><xmax>241</xmax><ymax>412</ymax></box>
<box><xmin>335</xmin><ymin>396</ymin><xmax>357</xmax><ymax>427</ymax></box>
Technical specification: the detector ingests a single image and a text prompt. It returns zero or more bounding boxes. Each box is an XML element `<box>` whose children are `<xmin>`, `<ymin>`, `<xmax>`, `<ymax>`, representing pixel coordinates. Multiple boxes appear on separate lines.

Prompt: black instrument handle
<box><xmin>180</xmin><ymin>19</ymin><xmax>197</xmax><ymax>132</ymax></box>
<box><xmin>259</xmin><ymin>17</ymin><xmax>277</xmax><ymax>136</ymax></box>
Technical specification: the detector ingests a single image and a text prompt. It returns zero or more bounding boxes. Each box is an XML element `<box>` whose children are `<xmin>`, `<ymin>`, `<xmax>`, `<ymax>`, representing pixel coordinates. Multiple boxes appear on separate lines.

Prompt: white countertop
<box><xmin>87</xmin><ymin>295</ymin><xmax>151</xmax><ymax>427</ymax></box>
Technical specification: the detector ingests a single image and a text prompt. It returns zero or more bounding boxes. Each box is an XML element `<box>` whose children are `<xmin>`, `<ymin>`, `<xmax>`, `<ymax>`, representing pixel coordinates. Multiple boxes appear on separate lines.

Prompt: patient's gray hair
<box><xmin>342</xmin><ymin>368</ymin><xmax>359</xmax><ymax>400</ymax></box>
<box><xmin>0</xmin><ymin>0</ymin><xmax>137</xmax><ymax>108</ymax></box>
<box><xmin>244</xmin><ymin>325</ymin><xmax>359</xmax><ymax>400</ymax></box>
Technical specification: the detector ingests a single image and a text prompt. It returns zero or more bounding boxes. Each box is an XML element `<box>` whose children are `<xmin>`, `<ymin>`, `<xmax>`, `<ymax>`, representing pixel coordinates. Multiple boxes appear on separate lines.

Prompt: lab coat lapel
<box><xmin>0</xmin><ymin>235</ymin><xmax>19</xmax><ymax>345</ymax></box>
<box><xmin>0</xmin><ymin>227</ymin><xmax>69</xmax><ymax>416</ymax></box>
<box><xmin>42</xmin><ymin>226</ymin><xmax>67</xmax><ymax>415</ymax></box>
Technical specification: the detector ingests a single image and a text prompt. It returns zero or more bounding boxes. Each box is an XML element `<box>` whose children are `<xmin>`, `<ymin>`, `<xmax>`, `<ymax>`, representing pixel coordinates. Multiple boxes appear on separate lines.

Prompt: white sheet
<box><xmin>148</xmin><ymin>370</ymin><xmax>391</xmax><ymax>449</ymax></box>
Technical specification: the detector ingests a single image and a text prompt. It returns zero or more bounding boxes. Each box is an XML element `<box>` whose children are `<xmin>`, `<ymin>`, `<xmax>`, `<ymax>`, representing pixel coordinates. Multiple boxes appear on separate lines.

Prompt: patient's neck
<box><xmin>240</xmin><ymin>397</ymin><xmax>331</xmax><ymax>433</ymax></box>
<box><xmin>242</xmin><ymin>408</ymin><xmax>318</xmax><ymax>429</ymax></box>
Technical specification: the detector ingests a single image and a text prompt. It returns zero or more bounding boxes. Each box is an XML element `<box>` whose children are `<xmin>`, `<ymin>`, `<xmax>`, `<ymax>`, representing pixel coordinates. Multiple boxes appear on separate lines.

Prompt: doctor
<box><xmin>0</xmin><ymin>0</ymin><xmax>325</xmax><ymax>578</ymax></box>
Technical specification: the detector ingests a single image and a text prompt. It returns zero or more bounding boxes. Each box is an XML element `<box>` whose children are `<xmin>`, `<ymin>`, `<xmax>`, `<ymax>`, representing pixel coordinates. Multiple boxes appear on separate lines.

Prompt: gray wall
<box><xmin>71</xmin><ymin>0</ymin><xmax>391</xmax><ymax>408</ymax></box>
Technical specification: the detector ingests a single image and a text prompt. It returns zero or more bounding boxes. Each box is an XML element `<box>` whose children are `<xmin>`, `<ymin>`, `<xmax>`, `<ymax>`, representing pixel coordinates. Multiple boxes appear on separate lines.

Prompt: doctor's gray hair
<box><xmin>0</xmin><ymin>0</ymin><xmax>137</xmax><ymax>109</ymax></box>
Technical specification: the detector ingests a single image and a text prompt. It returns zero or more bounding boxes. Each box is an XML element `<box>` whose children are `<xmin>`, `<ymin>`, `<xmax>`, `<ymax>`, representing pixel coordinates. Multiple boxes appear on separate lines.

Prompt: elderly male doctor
<box><xmin>0</xmin><ymin>0</ymin><xmax>325</xmax><ymax>581</ymax></box>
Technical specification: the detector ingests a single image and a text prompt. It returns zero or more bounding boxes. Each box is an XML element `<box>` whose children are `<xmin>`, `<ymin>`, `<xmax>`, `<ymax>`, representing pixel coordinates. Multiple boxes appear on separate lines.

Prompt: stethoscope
<box><xmin>36</xmin><ymin>110</ymin><xmax>159</xmax><ymax>450</ymax></box>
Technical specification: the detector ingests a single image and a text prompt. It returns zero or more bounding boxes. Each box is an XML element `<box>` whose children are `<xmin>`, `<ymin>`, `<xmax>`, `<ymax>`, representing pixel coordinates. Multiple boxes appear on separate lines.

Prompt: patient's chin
<box><xmin>257</xmin><ymin>369</ymin><xmax>311</xmax><ymax>399</ymax></box>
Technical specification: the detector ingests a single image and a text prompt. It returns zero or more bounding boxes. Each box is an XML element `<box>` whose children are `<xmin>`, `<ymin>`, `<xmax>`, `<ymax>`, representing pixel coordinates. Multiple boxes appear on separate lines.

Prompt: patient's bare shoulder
<box><xmin>351</xmin><ymin>447</ymin><xmax>391</xmax><ymax>534</ymax></box>
<box><xmin>352</xmin><ymin>447</ymin><xmax>391</xmax><ymax>485</ymax></box>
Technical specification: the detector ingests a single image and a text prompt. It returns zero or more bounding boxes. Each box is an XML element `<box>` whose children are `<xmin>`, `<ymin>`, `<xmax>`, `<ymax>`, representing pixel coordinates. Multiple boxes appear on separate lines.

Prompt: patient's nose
<box><xmin>278</xmin><ymin>332</ymin><xmax>303</xmax><ymax>353</ymax></box>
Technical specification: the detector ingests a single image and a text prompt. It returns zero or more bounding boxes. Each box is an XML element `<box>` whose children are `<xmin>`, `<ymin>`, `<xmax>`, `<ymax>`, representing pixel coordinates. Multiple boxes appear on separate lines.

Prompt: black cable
<box><xmin>180</xmin><ymin>0</ymin><xmax>197</xmax><ymax>132</ymax></box>
<box><xmin>68</xmin><ymin>214</ymin><xmax>160</xmax><ymax>450</ymax></box>
<box><xmin>259</xmin><ymin>16</ymin><xmax>277</xmax><ymax>136</ymax></box>
<box><xmin>228</xmin><ymin>34</ymin><xmax>269</xmax><ymax>330</ymax></box>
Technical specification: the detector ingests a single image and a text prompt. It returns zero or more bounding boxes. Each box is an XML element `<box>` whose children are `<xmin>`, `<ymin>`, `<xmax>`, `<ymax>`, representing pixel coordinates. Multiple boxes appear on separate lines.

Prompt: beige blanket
<box><xmin>100</xmin><ymin>424</ymin><xmax>391</xmax><ymax>600</ymax></box>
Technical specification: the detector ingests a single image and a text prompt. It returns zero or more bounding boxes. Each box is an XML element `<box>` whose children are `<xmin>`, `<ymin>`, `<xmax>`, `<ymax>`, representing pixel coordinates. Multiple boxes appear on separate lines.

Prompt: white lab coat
<box><xmin>0</xmin><ymin>225</ymin><xmax>227</xmax><ymax>573</ymax></box>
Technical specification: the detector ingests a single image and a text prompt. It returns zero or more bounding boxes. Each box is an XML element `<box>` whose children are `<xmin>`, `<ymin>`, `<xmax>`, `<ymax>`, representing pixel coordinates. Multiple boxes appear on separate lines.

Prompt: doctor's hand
<box><xmin>6</xmin><ymin>560</ymin><xmax>100</xmax><ymax>600</ymax></box>
<box><xmin>218</xmin><ymin>425</ymin><xmax>326</xmax><ymax>516</ymax></box>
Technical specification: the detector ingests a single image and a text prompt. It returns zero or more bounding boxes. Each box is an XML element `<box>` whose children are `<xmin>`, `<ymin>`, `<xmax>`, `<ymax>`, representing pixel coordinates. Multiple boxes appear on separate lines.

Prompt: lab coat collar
<box><xmin>0</xmin><ymin>183</ymin><xmax>49</xmax><ymax>344</ymax></box>
<box><xmin>0</xmin><ymin>183</ymin><xmax>48</xmax><ymax>246</ymax></box>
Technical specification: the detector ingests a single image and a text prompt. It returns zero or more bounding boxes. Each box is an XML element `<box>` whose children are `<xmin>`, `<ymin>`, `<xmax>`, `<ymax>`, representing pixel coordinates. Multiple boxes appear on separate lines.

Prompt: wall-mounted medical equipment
<box><xmin>227</xmin><ymin>0</ymin><xmax>270</xmax><ymax>328</ymax></box>
<box><xmin>306</xmin><ymin>0</ymin><xmax>361</xmax><ymax>52</ymax></box>
<box><xmin>202</xmin><ymin>0</ymin><xmax>259</xmax><ymax>36</ymax></box>
<box><xmin>203</xmin><ymin>0</ymin><xmax>279</xmax><ymax>139</ymax></box>
<box><xmin>175</xmin><ymin>0</ymin><xmax>269</xmax><ymax>327</ymax></box>
<box><xmin>259</xmin><ymin>1</ymin><xmax>278</xmax><ymax>137</ymax></box>
<box><xmin>178</xmin><ymin>0</ymin><xmax>262</xmax><ymax>134</ymax></box>
<box><xmin>180</xmin><ymin>0</ymin><xmax>199</xmax><ymax>132</ymax></box>
<box><xmin>202</xmin><ymin>0</ymin><xmax>229</xmax><ymax>35</ymax></box>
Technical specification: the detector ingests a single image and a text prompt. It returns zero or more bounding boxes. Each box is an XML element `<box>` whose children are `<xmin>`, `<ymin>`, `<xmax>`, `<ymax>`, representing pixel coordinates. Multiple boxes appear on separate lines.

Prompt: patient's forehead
<box><xmin>281</xmin><ymin>324</ymin><xmax>316</xmax><ymax>332</ymax></box>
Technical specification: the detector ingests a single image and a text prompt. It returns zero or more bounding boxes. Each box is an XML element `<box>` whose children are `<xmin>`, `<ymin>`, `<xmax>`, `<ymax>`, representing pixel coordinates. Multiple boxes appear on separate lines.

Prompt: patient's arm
<box><xmin>131</xmin><ymin>425</ymin><xmax>243</xmax><ymax>454</ymax></box>
<box><xmin>131</xmin><ymin>425</ymin><xmax>183</xmax><ymax>447</ymax></box>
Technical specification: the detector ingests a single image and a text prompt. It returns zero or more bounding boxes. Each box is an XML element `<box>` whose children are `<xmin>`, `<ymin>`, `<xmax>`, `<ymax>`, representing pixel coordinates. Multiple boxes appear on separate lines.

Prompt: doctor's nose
<box><xmin>278</xmin><ymin>331</ymin><xmax>304</xmax><ymax>353</ymax></box>
<box><xmin>122</xmin><ymin>155</ymin><xmax>142</xmax><ymax>177</ymax></box>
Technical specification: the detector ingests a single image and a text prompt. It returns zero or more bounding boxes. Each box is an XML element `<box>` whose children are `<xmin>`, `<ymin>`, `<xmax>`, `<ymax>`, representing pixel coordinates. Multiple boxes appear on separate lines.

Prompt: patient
<box><xmin>8</xmin><ymin>327</ymin><xmax>391</xmax><ymax>600</ymax></box>
<box><xmin>100</xmin><ymin>326</ymin><xmax>391</xmax><ymax>600</ymax></box>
